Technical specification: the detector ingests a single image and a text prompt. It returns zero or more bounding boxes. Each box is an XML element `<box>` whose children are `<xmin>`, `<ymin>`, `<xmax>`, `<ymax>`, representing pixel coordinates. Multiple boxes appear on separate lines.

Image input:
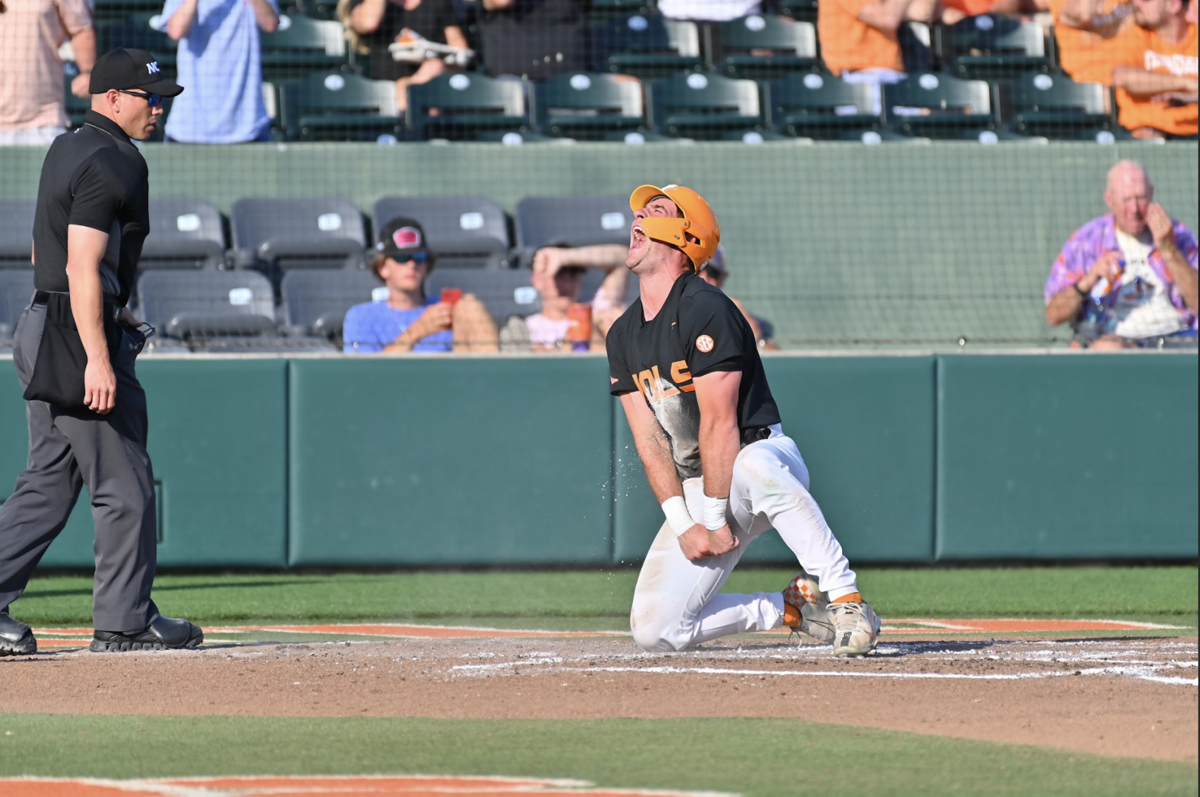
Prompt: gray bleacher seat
<box><xmin>0</xmin><ymin>270</ymin><xmax>36</xmax><ymax>347</ymax></box>
<box><xmin>281</xmin><ymin>269</ymin><xmax>383</xmax><ymax>342</ymax></box>
<box><xmin>0</xmin><ymin>200</ymin><xmax>36</xmax><ymax>268</ymax></box>
<box><xmin>231</xmin><ymin>197</ymin><xmax>366</xmax><ymax>272</ymax></box>
<box><xmin>372</xmin><ymin>197</ymin><xmax>512</xmax><ymax>270</ymax></box>
<box><xmin>136</xmin><ymin>270</ymin><xmax>277</xmax><ymax>340</ymax></box>
<box><xmin>142</xmin><ymin>198</ymin><xmax>227</xmax><ymax>270</ymax></box>
<box><xmin>425</xmin><ymin>268</ymin><xmax>543</xmax><ymax>326</ymax></box>
<box><xmin>513</xmin><ymin>196</ymin><xmax>631</xmax><ymax>267</ymax></box>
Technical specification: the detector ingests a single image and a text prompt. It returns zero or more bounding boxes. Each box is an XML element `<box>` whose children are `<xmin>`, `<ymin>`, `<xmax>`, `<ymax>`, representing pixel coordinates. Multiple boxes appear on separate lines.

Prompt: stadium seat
<box><xmin>778</xmin><ymin>0</ymin><xmax>818</xmax><ymax>23</ymax></box>
<box><xmin>372</xmin><ymin>197</ymin><xmax>512</xmax><ymax>270</ymax></box>
<box><xmin>646</xmin><ymin>72</ymin><xmax>764</xmax><ymax>138</ymax></box>
<box><xmin>938</xmin><ymin>16</ymin><xmax>1048</xmax><ymax>80</ymax></box>
<box><xmin>767</xmin><ymin>72</ymin><xmax>883</xmax><ymax>139</ymax></box>
<box><xmin>590</xmin><ymin>14</ymin><xmax>703</xmax><ymax>79</ymax></box>
<box><xmin>1002</xmin><ymin>72</ymin><xmax>1113</xmax><ymax>138</ymax></box>
<box><xmin>260</xmin><ymin>15</ymin><xmax>347</xmax><ymax>80</ymax></box>
<box><xmin>513</xmin><ymin>196</ymin><xmax>632</xmax><ymax>267</ymax></box>
<box><xmin>0</xmin><ymin>200</ymin><xmax>36</xmax><ymax>268</ymax></box>
<box><xmin>406</xmin><ymin>73</ymin><xmax>529</xmax><ymax>141</ymax></box>
<box><xmin>93</xmin><ymin>0</ymin><xmax>163</xmax><ymax>23</ymax></box>
<box><xmin>589</xmin><ymin>0</ymin><xmax>653</xmax><ymax>22</ymax></box>
<box><xmin>601</xmin><ymin>129</ymin><xmax>678</xmax><ymax>142</ymax></box>
<box><xmin>100</xmin><ymin>13</ymin><xmax>177</xmax><ymax>69</ymax></box>
<box><xmin>280</xmin><ymin>269</ymin><xmax>382</xmax><ymax>342</ymax></box>
<box><xmin>278</xmin><ymin>71</ymin><xmax>404</xmax><ymax>142</ymax></box>
<box><xmin>530</xmin><ymin>72</ymin><xmax>647</xmax><ymax>140</ymax></box>
<box><xmin>473</xmin><ymin>130</ymin><xmax>566</xmax><ymax>144</ymax></box>
<box><xmin>141</xmin><ymin>198</ymin><xmax>228</xmax><ymax>270</ymax></box>
<box><xmin>884</xmin><ymin>72</ymin><xmax>995</xmax><ymax>137</ymax></box>
<box><xmin>135</xmin><ymin>270</ymin><xmax>277</xmax><ymax>340</ymax></box>
<box><xmin>424</xmin><ymin>267</ymin><xmax>543</xmax><ymax>326</ymax></box>
<box><xmin>231</xmin><ymin>198</ymin><xmax>366</xmax><ymax>272</ymax></box>
<box><xmin>0</xmin><ymin>270</ymin><xmax>35</xmax><ymax>348</ymax></box>
<box><xmin>711</xmin><ymin>15</ymin><xmax>818</xmax><ymax>79</ymax></box>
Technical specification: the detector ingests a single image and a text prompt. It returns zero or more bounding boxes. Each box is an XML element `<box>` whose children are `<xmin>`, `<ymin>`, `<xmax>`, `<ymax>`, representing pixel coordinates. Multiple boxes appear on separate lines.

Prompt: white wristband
<box><xmin>661</xmin><ymin>496</ymin><xmax>695</xmax><ymax>537</ymax></box>
<box><xmin>702</xmin><ymin>494</ymin><xmax>729</xmax><ymax>530</ymax></box>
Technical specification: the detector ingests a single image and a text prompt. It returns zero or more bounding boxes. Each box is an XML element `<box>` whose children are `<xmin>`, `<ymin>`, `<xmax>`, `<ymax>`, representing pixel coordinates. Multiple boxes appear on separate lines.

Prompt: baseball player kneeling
<box><xmin>607</xmin><ymin>184</ymin><xmax>881</xmax><ymax>657</ymax></box>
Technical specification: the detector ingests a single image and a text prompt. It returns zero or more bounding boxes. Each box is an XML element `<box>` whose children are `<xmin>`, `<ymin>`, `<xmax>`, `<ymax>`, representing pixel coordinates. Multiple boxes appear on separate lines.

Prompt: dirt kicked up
<box><xmin>1</xmin><ymin>621</ymin><xmax>1195</xmax><ymax>767</ymax></box>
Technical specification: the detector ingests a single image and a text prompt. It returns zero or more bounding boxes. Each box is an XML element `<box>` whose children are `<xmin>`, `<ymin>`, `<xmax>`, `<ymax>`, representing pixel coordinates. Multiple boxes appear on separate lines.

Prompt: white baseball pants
<box><xmin>630</xmin><ymin>425</ymin><xmax>859</xmax><ymax>652</ymax></box>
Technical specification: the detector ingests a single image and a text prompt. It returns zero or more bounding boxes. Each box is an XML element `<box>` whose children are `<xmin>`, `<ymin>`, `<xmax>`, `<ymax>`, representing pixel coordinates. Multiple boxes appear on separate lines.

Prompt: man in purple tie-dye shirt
<box><xmin>1044</xmin><ymin>160</ymin><xmax>1198</xmax><ymax>349</ymax></box>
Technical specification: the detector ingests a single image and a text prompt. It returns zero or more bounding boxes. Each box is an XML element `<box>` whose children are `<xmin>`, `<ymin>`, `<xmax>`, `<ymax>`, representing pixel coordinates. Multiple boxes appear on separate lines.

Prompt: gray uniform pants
<box><xmin>0</xmin><ymin>298</ymin><xmax>158</xmax><ymax>633</ymax></box>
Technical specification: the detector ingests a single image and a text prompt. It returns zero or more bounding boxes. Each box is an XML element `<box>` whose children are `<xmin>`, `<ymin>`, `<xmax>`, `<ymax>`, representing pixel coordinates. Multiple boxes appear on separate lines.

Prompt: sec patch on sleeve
<box><xmin>696</xmin><ymin>334</ymin><xmax>714</xmax><ymax>352</ymax></box>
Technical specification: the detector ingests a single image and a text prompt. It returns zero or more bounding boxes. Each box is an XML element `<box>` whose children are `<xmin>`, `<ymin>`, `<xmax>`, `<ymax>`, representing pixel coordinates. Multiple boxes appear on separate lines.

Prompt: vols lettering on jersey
<box><xmin>608</xmin><ymin>272</ymin><xmax>781</xmax><ymax>480</ymax></box>
<box><xmin>634</xmin><ymin>361</ymin><xmax>695</xmax><ymax>403</ymax></box>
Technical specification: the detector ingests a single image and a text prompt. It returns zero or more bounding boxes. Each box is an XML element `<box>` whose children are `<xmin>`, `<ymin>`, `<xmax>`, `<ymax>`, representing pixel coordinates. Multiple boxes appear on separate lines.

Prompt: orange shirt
<box><xmin>818</xmin><ymin>0</ymin><xmax>905</xmax><ymax>75</ymax></box>
<box><xmin>1113</xmin><ymin>22</ymin><xmax>1198</xmax><ymax>136</ymax></box>
<box><xmin>1049</xmin><ymin>0</ymin><xmax>1132</xmax><ymax>85</ymax></box>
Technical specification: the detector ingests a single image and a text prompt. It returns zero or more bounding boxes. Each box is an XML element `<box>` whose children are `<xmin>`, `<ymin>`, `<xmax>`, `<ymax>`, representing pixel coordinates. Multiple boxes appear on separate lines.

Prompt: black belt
<box><xmin>34</xmin><ymin>290</ymin><xmax>121</xmax><ymax>321</ymax></box>
<box><xmin>741</xmin><ymin>426</ymin><xmax>771</xmax><ymax>446</ymax></box>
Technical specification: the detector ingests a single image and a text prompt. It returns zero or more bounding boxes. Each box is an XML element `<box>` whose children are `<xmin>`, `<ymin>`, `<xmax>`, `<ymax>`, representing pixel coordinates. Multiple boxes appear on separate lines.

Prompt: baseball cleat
<box><xmin>782</xmin><ymin>572</ymin><xmax>835</xmax><ymax>644</ymax></box>
<box><xmin>0</xmin><ymin>611</ymin><xmax>37</xmax><ymax>656</ymax></box>
<box><xmin>829</xmin><ymin>601</ymin><xmax>881</xmax><ymax>657</ymax></box>
<box><xmin>90</xmin><ymin>615</ymin><xmax>203</xmax><ymax>652</ymax></box>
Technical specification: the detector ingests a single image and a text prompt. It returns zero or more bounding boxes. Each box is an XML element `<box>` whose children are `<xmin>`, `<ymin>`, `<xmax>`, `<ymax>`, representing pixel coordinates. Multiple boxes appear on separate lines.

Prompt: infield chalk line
<box><xmin>449</xmin><ymin>662</ymin><xmax>1199</xmax><ymax>687</ymax></box>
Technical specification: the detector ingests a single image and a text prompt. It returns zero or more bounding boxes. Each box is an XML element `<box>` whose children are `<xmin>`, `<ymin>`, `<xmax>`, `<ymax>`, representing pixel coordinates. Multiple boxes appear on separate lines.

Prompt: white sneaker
<box><xmin>782</xmin><ymin>572</ymin><xmax>835</xmax><ymax>644</ymax></box>
<box><xmin>828</xmin><ymin>601</ymin><xmax>881</xmax><ymax>657</ymax></box>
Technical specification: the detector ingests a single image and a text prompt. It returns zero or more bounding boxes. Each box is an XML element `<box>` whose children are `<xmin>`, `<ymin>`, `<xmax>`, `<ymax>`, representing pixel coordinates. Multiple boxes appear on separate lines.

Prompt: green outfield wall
<box><xmin>1</xmin><ymin>143</ymin><xmax>1196</xmax><ymax>347</ymax></box>
<box><xmin>0</xmin><ymin>353</ymin><xmax>1194</xmax><ymax>568</ymax></box>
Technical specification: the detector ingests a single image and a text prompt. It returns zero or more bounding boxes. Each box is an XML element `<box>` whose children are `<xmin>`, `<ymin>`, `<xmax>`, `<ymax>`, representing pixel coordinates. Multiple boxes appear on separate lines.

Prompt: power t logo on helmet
<box><xmin>629</xmin><ymin>184</ymin><xmax>721</xmax><ymax>270</ymax></box>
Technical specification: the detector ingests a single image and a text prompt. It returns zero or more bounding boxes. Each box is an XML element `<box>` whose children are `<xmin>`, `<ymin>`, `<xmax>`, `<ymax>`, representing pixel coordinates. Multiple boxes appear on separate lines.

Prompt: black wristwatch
<box><xmin>1073</xmin><ymin>282</ymin><xmax>1089</xmax><ymax>297</ymax></box>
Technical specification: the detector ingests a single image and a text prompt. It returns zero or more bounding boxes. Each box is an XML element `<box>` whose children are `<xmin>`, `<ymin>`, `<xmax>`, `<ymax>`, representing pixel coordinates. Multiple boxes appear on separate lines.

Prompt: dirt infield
<box><xmin>2</xmin><ymin>622</ymin><xmax>1195</xmax><ymax>764</ymax></box>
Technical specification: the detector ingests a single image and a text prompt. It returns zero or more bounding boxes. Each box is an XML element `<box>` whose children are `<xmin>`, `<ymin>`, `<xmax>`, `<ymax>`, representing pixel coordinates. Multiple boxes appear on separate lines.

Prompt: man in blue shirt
<box><xmin>163</xmin><ymin>0</ymin><xmax>278</xmax><ymax>143</ymax></box>
<box><xmin>344</xmin><ymin>216</ymin><xmax>498</xmax><ymax>353</ymax></box>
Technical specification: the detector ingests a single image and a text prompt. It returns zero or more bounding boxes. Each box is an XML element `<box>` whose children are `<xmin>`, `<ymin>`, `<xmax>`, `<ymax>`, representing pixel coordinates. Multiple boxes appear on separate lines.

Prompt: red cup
<box><xmin>567</xmin><ymin>303</ymin><xmax>593</xmax><ymax>351</ymax></box>
<box><xmin>440</xmin><ymin>287</ymin><xmax>463</xmax><ymax>307</ymax></box>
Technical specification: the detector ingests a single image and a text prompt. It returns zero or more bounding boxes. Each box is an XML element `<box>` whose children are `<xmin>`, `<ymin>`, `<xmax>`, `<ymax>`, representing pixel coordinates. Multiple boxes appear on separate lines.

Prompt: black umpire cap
<box><xmin>89</xmin><ymin>48</ymin><xmax>184</xmax><ymax>96</ymax></box>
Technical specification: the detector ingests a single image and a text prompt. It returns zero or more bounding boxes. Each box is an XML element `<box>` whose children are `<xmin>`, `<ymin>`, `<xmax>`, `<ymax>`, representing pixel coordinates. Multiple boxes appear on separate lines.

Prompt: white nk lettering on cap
<box><xmin>147</xmin><ymin>61</ymin><xmax>160</xmax><ymax>74</ymax></box>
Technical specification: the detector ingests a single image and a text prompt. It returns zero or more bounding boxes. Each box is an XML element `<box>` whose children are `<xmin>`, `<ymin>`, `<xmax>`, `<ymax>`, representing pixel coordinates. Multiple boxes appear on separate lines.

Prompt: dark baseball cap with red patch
<box><xmin>89</xmin><ymin>48</ymin><xmax>184</xmax><ymax>96</ymax></box>
<box><xmin>376</xmin><ymin>216</ymin><xmax>432</xmax><ymax>262</ymax></box>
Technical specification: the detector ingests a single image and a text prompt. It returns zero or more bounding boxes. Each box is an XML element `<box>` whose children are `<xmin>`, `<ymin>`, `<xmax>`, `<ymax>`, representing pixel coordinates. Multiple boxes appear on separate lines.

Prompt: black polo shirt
<box><xmin>31</xmin><ymin>110</ymin><xmax>150</xmax><ymax>308</ymax></box>
<box><xmin>480</xmin><ymin>0</ymin><xmax>588</xmax><ymax>80</ymax></box>
<box><xmin>608</xmin><ymin>271</ymin><xmax>781</xmax><ymax>480</ymax></box>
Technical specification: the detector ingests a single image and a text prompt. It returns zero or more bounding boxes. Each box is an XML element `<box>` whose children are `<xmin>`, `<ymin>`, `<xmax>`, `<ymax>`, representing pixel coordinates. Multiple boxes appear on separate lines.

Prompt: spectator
<box><xmin>696</xmin><ymin>246</ymin><xmax>779</xmax><ymax>350</ymax></box>
<box><xmin>0</xmin><ymin>0</ymin><xmax>95</xmax><ymax>145</ymax></box>
<box><xmin>1049</xmin><ymin>0</ymin><xmax>1133</xmax><ymax>85</ymax></box>
<box><xmin>658</xmin><ymin>0</ymin><xmax>761</xmax><ymax>20</ymax></box>
<box><xmin>1044</xmin><ymin>160</ymin><xmax>1198</xmax><ymax>349</ymax></box>
<box><xmin>344</xmin><ymin>217</ymin><xmax>498</xmax><ymax>353</ymax></box>
<box><xmin>341</xmin><ymin>0</ymin><xmax>467</xmax><ymax>111</ymax></box>
<box><xmin>162</xmin><ymin>0</ymin><xmax>279</xmax><ymax>144</ymax></box>
<box><xmin>939</xmin><ymin>0</ymin><xmax>1049</xmax><ymax>26</ymax></box>
<box><xmin>478</xmin><ymin>0</ymin><xmax>588</xmax><ymax>80</ymax></box>
<box><xmin>500</xmin><ymin>244</ymin><xmax>628</xmax><ymax>352</ymax></box>
<box><xmin>817</xmin><ymin>0</ymin><xmax>937</xmax><ymax>113</ymax></box>
<box><xmin>1111</xmin><ymin>0</ymin><xmax>1197</xmax><ymax>138</ymax></box>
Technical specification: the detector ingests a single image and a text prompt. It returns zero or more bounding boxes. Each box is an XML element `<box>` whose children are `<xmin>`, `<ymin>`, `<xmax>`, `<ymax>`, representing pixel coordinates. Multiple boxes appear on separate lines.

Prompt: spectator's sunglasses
<box><xmin>117</xmin><ymin>89</ymin><xmax>163</xmax><ymax>107</ymax></box>
<box><xmin>393</xmin><ymin>252</ymin><xmax>429</xmax><ymax>265</ymax></box>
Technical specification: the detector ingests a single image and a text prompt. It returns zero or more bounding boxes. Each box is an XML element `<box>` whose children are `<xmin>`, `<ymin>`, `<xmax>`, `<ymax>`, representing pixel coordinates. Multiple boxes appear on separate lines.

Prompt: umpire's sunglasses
<box><xmin>117</xmin><ymin>89</ymin><xmax>163</xmax><ymax>107</ymax></box>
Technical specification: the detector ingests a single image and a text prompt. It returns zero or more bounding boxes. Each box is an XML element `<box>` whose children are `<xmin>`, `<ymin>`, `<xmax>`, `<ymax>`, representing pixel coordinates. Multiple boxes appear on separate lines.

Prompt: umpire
<box><xmin>0</xmin><ymin>49</ymin><xmax>203</xmax><ymax>656</ymax></box>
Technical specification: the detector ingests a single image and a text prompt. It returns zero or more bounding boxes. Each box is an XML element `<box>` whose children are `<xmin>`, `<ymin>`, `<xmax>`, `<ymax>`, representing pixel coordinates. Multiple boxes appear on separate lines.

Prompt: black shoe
<box><xmin>0</xmin><ymin>611</ymin><xmax>37</xmax><ymax>656</ymax></box>
<box><xmin>90</xmin><ymin>615</ymin><xmax>203</xmax><ymax>652</ymax></box>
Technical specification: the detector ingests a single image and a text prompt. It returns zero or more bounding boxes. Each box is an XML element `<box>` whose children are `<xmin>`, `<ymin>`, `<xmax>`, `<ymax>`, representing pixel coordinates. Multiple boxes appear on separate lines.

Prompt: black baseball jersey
<box><xmin>607</xmin><ymin>271</ymin><xmax>781</xmax><ymax>480</ymax></box>
<box><xmin>32</xmin><ymin>110</ymin><xmax>149</xmax><ymax>307</ymax></box>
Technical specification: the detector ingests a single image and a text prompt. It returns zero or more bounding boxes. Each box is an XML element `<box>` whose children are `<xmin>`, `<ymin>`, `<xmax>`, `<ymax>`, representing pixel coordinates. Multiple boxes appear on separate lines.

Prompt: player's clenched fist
<box><xmin>678</xmin><ymin>523</ymin><xmax>739</xmax><ymax>560</ymax></box>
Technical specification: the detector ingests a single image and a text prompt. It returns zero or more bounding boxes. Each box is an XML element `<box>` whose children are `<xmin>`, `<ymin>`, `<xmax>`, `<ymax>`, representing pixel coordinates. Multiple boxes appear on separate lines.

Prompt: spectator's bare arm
<box><xmin>68</xmin><ymin>26</ymin><xmax>96</xmax><ymax>98</ymax></box>
<box><xmin>1147</xmin><ymin>204</ymin><xmax>1198</xmax><ymax>312</ymax></box>
<box><xmin>857</xmin><ymin>0</ymin><xmax>915</xmax><ymax>34</ymax></box>
<box><xmin>166</xmin><ymin>0</ymin><xmax>201</xmax><ymax>40</ymax></box>
<box><xmin>249</xmin><ymin>0</ymin><xmax>280</xmax><ymax>33</ymax></box>
<box><xmin>1044</xmin><ymin>250</ymin><xmax>1123</xmax><ymax>326</ymax></box>
<box><xmin>481</xmin><ymin>0</ymin><xmax>515</xmax><ymax>8</ymax></box>
<box><xmin>350</xmin><ymin>0</ymin><xmax>389</xmax><ymax>35</ymax></box>
<box><xmin>445</xmin><ymin>24</ymin><xmax>469</xmax><ymax>50</ymax></box>
<box><xmin>1112</xmin><ymin>66</ymin><xmax>1197</xmax><ymax>97</ymax></box>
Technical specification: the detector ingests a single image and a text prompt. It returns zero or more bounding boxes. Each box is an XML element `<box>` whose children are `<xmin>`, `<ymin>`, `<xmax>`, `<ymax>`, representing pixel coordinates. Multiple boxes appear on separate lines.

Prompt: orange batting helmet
<box><xmin>629</xmin><ymin>184</ymin><xmax>720</xmax><ymax>270</ymax></box>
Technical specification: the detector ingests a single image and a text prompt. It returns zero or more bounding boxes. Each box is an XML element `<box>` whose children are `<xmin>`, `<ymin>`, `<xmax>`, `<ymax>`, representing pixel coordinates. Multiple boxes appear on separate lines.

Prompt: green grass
<box><xmin>10</xmin><ymin>567</ymin><xmax>1197</xmax><ymax>629</ymax></box>
<box><xmin>0</xmin><ymin>714</ymin><xmax>1194</xmax><ymax>797</ymax></box>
